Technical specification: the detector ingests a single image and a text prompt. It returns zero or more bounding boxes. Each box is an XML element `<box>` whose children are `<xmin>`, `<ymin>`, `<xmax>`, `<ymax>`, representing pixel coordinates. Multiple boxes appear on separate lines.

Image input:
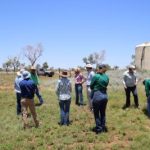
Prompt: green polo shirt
<box><xmin>144</xmin><ymin>79</ymin><xmax>150</xmax><ymax>97</ymax></box>
<box><xmin>30</xmin><ymin>73</ymin><xmax>39</xmax><ymax>85</ymax></box>
<box><xmin>90</xmin><ymin>73</ymin><xmax>109</xmax><ymax>92</ymax></box>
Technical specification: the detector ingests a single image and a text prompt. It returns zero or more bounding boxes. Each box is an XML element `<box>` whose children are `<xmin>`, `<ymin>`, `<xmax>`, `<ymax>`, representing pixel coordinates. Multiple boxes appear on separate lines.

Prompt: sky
<box><xmin>0</xmin><ymin>0</ymin><xmax>150</xmax><ymax>69</ymax></box>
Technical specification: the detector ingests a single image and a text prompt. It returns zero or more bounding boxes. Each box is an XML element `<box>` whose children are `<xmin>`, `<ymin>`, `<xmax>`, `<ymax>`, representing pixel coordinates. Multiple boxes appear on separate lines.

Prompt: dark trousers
<box><xmin>35</xmin><ymin>86</ymin><xmax>44</xmax><ymax>104</ymax></box>
<box><xmin>59</xmin><ymin>100</ymin><xmax>71</xmax><ymax>125</ymax></box>
<box><xmin>125</xmin><ymin>86</ymin><xmax>139</xmax><ymax>107</ymax></box>
<box><xmin>16</xmin><ymin>92</ymin><xmax>22</xmax><ymax>115</ymax></box>
<box><xmin>75</xmin><ymin>84</ymin><xmax>83</xmax><ymax>105</ymax></box>
<box><xmin>93</xmin><ymin>99</ymin><xmax>108</xmax><ymax>131</ymax></box>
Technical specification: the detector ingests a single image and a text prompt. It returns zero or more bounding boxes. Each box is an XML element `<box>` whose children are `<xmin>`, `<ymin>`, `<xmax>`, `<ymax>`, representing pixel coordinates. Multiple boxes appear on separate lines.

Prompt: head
<box><xmin>97</xmin><ymin>64</ymin><xmax>107</xmax><ymax>73</ymax></box>
<box><xmin>128</xmin><ymin>65</ymin><xmax>135</xmax><ymax>73</ymax></box>
<box><xmin>30</xmin><ymin>66</ymin><xmax>36</xmax><ymax>74</ymax></box>
<box><xmin>22</xmin><ymin>71</ymin><xmax>31</xmax><ymax>79</ymax></box>
<box><xmin>86</xmin><ymin>64</ymin><xmax>93</xmax><ymax>71</ymax></box>
<box><xmin>60</xmin><ymin>70</ymin><xmax>68</xmax><ymax>78</ymax></box>
<box><xmin>16</xmin><ymin>71</ymin><xmax>22</xmax><ymax>77</ymax></box>
<box><xmin>20</xmin><ymin>68</ymin><xmax>25</xmax><ymax>74</ymax></box>
<box><xmin>75</xmin><ymin>67</ymin><xmax>80</xmax><ymax>74</ymax></box>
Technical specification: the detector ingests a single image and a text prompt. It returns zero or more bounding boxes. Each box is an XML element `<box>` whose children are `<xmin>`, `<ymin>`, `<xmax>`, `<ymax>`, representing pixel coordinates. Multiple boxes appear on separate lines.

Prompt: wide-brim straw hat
<box><xmin>59</xmin><ymin>70</ymin><xmax>69</xmax><ymax>77</ymax></box>
<box><xmin>86</xmin><ymin>64</ymin><xmax>93</xmax><ymax>68</ymax></box>
<box><xmin>128</xmin><ymin>65</ymin><xmax>135</xmax><ymax>69</ymax></box>
<box><xmin>30</xmin><ymin>66</ymin><xmax>36</xmax><ymax>70</ymax></box>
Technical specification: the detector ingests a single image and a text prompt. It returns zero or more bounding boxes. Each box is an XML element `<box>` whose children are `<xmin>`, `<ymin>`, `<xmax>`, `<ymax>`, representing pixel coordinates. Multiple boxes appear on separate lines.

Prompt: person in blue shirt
<box><xmin>19</xmin><ymin>71</ymin><xmax>39</xmax><ymax>129</ymax></box>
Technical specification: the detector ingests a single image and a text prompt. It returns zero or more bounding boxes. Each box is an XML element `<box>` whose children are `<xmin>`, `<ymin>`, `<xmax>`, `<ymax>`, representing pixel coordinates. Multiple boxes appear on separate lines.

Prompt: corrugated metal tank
<box><xmin>135</xmin><ymin>42</ymin><xmax>150</xmax><ymax>70</ymax></box>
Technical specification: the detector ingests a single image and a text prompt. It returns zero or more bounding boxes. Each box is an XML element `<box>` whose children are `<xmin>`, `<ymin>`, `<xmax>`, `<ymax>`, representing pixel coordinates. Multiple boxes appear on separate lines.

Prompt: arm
<box><xmin>90</xmin><ymin>75</ymin><xmax>96</xmax><ymax>90</ymax></box>
<box><xmin>145</xmin><ymin>81</ymin><xmax>150</xmax><ymax>97</ymax></box>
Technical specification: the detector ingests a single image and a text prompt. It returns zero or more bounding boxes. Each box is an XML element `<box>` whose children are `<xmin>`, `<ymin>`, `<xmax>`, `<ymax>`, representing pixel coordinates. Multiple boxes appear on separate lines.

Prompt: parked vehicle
<box><xmin>37</xmin><ymin>68</ymin><xmax>54</xmax><ymax>77</ymax></box>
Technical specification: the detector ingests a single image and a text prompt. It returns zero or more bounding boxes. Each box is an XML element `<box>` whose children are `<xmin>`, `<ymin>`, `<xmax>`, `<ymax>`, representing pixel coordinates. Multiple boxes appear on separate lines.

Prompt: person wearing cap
<box><xmin>143</xmin><ymin>79</ymin><xmax>150</xmax><ymax>117</ymax></box>
<box><xmin>14</xmin><ymin>71</ymin><xmax>23</xmax><ymax>115</ymax></box>
<box><xmin>56</xmin><ymin>70</ymin><xmax>72</xmax><ymax>125</ymax></box>
<box><xmin>74</xmin><ymin>67</ymin><xmax>86</xmax><ymax>106</ymax></box>
<box><xmin>30</xmin><ymin>66</ymin><xmax>44</xmax><ymax>105</ymax></box>
<box><xmin>90</xmin><ymin>64</ymin><xmax>109</xmax><ymax>134</ymax></box>
<box><xmin>122</xmin><ymin>65</ymin><xmax>139</xmax><ymax>109</ymax></box>
<box><xmin>19</xmin><ymin>71</ymin><xmax>39</xmax><ymax>128</ymax></box>
<box><xmin>85</xmin><ymin>64</ymin><xmax>95</xmax><ymax>111</ymax></box>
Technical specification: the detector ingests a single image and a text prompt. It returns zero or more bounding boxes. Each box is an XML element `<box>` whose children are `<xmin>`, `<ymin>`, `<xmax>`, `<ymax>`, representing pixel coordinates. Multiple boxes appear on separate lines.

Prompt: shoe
<box><xmin>122</xmin><ymin>105</ymin><xmax>129</xmax><ymax>110</ymax></box>
<box><xmin>58</xmin><ymin>122</ymin><xmax>64</xmax><ymax>126</ymax></box>
<box><xmin>102</xmin><ymin>126</ymin><xmax>108</xmax><ymax>132</ymax></box>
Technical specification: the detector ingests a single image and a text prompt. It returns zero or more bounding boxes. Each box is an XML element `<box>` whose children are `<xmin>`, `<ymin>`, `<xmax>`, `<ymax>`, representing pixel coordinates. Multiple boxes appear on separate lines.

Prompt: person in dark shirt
<box><xmin>19</xmin><ymin>71</ymin><xmax>39</xmax><ymax>129</ymax></box>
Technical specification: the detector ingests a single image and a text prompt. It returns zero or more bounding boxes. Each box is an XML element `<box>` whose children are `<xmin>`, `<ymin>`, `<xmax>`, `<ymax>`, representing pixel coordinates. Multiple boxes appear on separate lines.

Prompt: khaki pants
<box><xmin>21</xmin><ymin>98</ymin><xmax>39</xmax><ymax>128</ymax></box>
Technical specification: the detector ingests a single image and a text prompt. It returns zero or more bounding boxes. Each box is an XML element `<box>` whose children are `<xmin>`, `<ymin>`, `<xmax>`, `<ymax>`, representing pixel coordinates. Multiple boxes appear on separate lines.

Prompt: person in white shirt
<box><xmin>85</xmin><ymin>64</ymin><xmax>95</xmax><ymax>110</ymax></box>
<box><xmin>56</xmin><ymin>70</ymin><xmax>72</xmax><ymax>125</ymax></box>
<box><xmin>122</xmin><ymin>65</ymin><xmax>139</xmax><ymax>109</ymax></box>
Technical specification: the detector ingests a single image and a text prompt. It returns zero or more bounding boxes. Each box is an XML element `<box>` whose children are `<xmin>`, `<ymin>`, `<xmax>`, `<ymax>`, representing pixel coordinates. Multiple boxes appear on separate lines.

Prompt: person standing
<box><xmin>19</xmin><ymin>71</ymin><xmax>39</xmax><ymax>128</ymax></box>
<box><xmin>56</xmin><ymin>70</ymin><xmax>72</xmax><ymax>125</ymax></box>
<box><xmin>122</xmin><ymin>65</ymin><xmax>139</xmax><ymax>109</ymax></box>
<box><xmin>14</xmin><ymin>71</ymin><xmax>23</xmax><ymax>115</ymax></box>
<box><xmin>85</xmin><ymin>64</ymin><xmax>95</xmax><ymax>110</ymax></box>
<box><xmin>90</xmin><ymin>64</ymin><xmax>109</xmax><ymax>134</ymax></box>
<box><xmin>30</xmin><ymin>66</ymin><xmax>44</xmax><ymax>105</ymax></box>
<box><xmin>143</xmin><ymin>79</ymin><xmax>150</xmax><ymax>117</ymax></box>
<box><xmin>74</xmin><ymin>68</ymin><xmax>86</xmax><ymax>106</ymax></box>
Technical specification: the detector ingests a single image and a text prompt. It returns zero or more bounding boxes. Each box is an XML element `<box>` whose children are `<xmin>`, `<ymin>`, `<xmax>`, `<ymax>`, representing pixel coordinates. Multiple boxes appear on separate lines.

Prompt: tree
<box><xmin>42</xmin><ymin>62</ymin><xmax>49</xmax><ymax>70</ymax></box>
<box><xmin>83</xmin><ymin>50</ymin><xmax>105</xmax><ymax>65</ymax></box>
<box><xmin>10</xmin><ymin>56</ymin><xmax>20</xmax><ymax>72</ymax></box>
<box><xmin>23</xmin><ymin>43</ymin><xmax>43</xmax><ymax>66</ymax></box>
<box><xmin>3</xmin><ymin>59</ymin><xmax>12</xmax><ymax>72</ymax></box>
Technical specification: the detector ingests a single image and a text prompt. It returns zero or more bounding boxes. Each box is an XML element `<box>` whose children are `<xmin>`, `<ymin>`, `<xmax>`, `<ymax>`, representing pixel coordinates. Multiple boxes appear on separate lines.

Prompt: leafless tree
<box><xmin>83</xmin><ymin>50</ymin><xmax>106</xmax><ymax>65</ymax></box>
<box><xmin>23</xmin><ymin>43</ymin><xmax>43</xmax><ymax>66</ymax></box>
<box><xmin>10</xmin><ymin>56</ymin><xmax>20</xmax><ymax>72</ymax></box>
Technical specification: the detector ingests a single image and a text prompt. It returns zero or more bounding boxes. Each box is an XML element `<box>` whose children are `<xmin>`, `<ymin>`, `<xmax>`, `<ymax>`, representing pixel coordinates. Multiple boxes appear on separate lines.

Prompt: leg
<box><xmin>35</xmin><ymin>86</ymin><xmax>44</xmax><ymax>104</ymax></box>
<box><xmin>131</xmin><ymin>86</ymin><xmax>139</xmax><ymax>107</ymax></box>
<box><xmin>93</xmin><ymin>100</ymin><xmax>102</xmax><ymax>133</ymax></box>
<box><xmin>64</xmin><ymin>100</ymin><xmax>71</xmax><ymax>125</ymax></box>
<box><xmin>75</xmin><ymin>84</ymin><xmax>79</xmax><ymax>105</ymax></box>
<box><xmin>147</xmin><ymin>96</ymin><xmax>150</xmax><ymax>117</ymax></box>
<box><xmin>21</xmin><ymin>99</ymin><xmax>29</xmax><ymax>128</ymax></box>
<box><xmin>28</xmin><ymin>99</ymin><xmax>39</xmax><ymax>127</ymax></box>
<box><xmin>100</xmin><ymin>99</ymin><xmax>108</xmax><ymax>131</ymax></box>
<box><xmin>16</xmin><ymin>93</ymin><xmax>22</xmax><ymax>115</ymax></box>
<box><xmin>59</xmin><ymin>101</ymin><xmax>65</xmax><ymax>125</ymax></box>
<box><xmin>78</xmin><ymin>84</ymin><xmax>83</xmax><ymax>105</ymax></box>
<box><xmin>87</xmin><ymin>87</ymin><xmax>92</xmax><ymax>109</ymax></box>
<box><xmin>125</xmin><ymin>87</ymin><xmax>131</xmax><ymax>107</ymax></box>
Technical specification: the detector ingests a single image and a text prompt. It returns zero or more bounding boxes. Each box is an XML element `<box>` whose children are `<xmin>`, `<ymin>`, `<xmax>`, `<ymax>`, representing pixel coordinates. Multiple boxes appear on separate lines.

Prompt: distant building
<box><xmin>135</xmin><ymin>42</ymin><xmax>150</xmax><ymax>70</ymax></box>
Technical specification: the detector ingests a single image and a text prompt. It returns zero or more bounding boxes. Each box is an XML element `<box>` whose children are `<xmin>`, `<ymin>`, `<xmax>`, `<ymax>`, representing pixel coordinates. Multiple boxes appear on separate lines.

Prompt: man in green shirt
<box><xmin>30</xmin><ymin>66</ymin><xmax>44</xmax><ymax>105</ymax></box>
<box><xmin>90</xmin><ymin>64</ymin><xmax>109</xmax><ymax>134</ymax></box>
<box><xmin>143</xmin><ymin>79</ymin><xmax>150</xmax><ymax>117</ymax></box>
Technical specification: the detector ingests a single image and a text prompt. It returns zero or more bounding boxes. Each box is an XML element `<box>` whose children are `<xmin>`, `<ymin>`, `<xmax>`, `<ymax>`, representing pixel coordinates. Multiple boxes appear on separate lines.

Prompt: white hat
<box><xmin>22</xmin><ymin>71</ymin><xmax>31</xmax><ymax>79</ymax></box>
<box><xmin>128</xmin><ymin>65</ymin><xmax>135</xmax><ymax>69</ymax></box>
<box><xmin>86</xmin><ymin>64</ymin><xmax>93</xmax><ymax>68</ymax></box>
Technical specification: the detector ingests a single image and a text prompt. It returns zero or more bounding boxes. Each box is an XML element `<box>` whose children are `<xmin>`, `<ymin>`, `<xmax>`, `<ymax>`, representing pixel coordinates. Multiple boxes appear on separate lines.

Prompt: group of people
<box><xmin>14</xmin><ymin>64</ymin><xmax>150</xmax><ymax>134</ymax></box>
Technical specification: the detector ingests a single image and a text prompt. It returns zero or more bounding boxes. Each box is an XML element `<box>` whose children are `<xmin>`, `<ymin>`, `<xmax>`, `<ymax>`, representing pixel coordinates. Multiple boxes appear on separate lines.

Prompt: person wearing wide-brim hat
<box><xmin>30</xmin><ymin>66</ymin><xmax>44</xmax><ymax>105</ymax></box>
<box><xmin>85</xmin><ymin>64</ymin><xmax>95</xmax><ymax>111</ymax></box>
<box><xmin>74</xmin><ymin>67</ymin><xmax>86</xmax><ymax>106</ymax></box>
<box><xmin>122</xmin><ymin>65</ymin><xmax>139</xmax><ymax>109</ymax></box>
<box><xmin>19</xmin><ymin>71</ymin><xmax>39</xmax><ymax>128</ymax></box>
<box><xmin>56</xmin><ymin>70</ymin><xmax>72</xmax><ymax>125</ymax></box>
<box><xmin>14</xmin><ymin>71</ymin><xmax>23</xmax><ymax>115</ymax></box>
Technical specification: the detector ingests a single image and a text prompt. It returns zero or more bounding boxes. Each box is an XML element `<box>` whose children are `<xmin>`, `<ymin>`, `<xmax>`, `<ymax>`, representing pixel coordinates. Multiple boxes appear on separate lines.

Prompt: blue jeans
<box><xmin>75</xmin><ymin>84</ymin><xmax>83</xmax><ymax>105</ymax></box>
<box><xmin>59</xmin><ymin>100</ymin><xmax>71</xmax><ymax>125</ymax></box>
<box><xmin>35</xmin><ymin>86</ymin><xmax>44</xmax><ymax>104</ymax></box>
<box><xmin>92</xmin><ymin>91</ymin><xmax>108</xmax><ymax>132</ymax></box>
<box><xmin>147</xmin><ymin>96</ymin><xmax>150</xmax><ymax>117</ymax></box>
<box><xmin>16</xmin><ymin>92</ymin><xmax>22</xmax><ymax>115</ymax></box>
